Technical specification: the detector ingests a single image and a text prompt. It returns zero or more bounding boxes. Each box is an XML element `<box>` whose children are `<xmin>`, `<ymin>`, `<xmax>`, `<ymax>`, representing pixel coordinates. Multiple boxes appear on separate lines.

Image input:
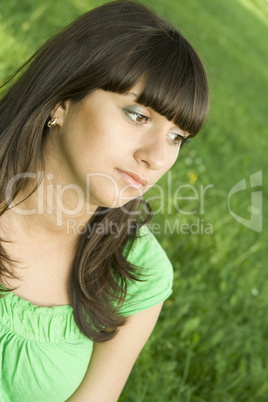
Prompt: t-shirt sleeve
<box><xmin>118</xmin><ymin>225</ymin><xmax>174</xmax><ymax>316</ymax></box>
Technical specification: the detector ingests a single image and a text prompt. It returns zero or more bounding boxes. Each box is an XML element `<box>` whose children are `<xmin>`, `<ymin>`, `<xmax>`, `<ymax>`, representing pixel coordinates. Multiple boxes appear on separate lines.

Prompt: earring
<box><xmin>47</xmin><ymin>117</ymin><xmax>57</xmax><ymax>128</ymax></box>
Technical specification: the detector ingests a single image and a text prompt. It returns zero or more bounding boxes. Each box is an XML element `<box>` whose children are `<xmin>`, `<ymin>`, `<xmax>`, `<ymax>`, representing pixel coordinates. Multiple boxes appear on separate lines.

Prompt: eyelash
<box><xmin>124</xmin><ymin>109</ymin><xmax>151</xmax><ymax>125</ymax></box>
<box><xmin>171</xmin><ymin>135</ymin><xmax>191</xmax><ymax>147</ymax></box>
<box><xmin>124</xmin><ymin>109</ymin><xmax>190</xmax><ymax>147</ymax></box>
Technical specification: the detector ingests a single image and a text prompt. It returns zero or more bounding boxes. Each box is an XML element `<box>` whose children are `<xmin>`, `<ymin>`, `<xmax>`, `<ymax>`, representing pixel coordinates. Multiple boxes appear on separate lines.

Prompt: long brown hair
<box><xmin>0</xmin><ymin>0</ymin><xmax>209</xmax><ymax>342</ymax></box>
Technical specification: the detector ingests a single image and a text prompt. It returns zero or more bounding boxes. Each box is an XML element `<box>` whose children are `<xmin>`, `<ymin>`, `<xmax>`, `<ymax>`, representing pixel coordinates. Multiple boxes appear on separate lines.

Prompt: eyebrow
<box><xmin>126</xmin><ymin>92</ymin><xmax>139</xmax><ymax>98</ymax></box>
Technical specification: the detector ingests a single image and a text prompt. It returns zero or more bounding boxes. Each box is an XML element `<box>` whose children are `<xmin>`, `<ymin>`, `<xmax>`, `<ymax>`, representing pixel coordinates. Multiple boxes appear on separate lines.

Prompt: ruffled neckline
<box><xmin>0</xmin><ymin>289</ymin><xmax>90</xmax><ymax>343</ymax></box>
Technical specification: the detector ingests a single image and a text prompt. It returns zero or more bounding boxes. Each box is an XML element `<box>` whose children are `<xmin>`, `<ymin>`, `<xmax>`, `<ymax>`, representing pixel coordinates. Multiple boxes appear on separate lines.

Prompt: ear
<box><xmin>49</xmin><ymin>101</ymin><xmax>71</xmax><ymax>127</ymax></box>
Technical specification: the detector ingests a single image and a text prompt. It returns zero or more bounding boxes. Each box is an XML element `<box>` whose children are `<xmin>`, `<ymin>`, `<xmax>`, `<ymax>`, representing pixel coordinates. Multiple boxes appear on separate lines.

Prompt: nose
<box><xmin>134</xmin><ymin>130</ymin><xmax>166</xmax><ymax>170</ymax></box>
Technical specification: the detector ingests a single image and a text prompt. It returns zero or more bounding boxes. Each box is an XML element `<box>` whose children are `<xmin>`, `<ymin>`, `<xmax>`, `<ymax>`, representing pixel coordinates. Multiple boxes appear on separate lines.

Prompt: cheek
<box><xmin>165</xmin><ymin>152</ymin><xmax>179</xmax><ymax>173</ymax></box>
<box><xmin>151</xmin><ymin>153</ymin><xmax>179</xmax><ymax>185</ymax></box>
<box><xmin>66</xmin><ymin>118</ymin><xmax>103</xmax><ymax>155</ymax></box>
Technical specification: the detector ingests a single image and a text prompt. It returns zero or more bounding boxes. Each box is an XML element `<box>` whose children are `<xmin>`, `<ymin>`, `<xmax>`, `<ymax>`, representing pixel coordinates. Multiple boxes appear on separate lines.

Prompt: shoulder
<box><xmin>125</xmin><ymin>225</ymin><xmax>173</xmax><ymax>285</ymax></box>
<box><xmin>120</xmin><ymin>225</ymin><xmax>174</xmax><ymax>316</ymax></box>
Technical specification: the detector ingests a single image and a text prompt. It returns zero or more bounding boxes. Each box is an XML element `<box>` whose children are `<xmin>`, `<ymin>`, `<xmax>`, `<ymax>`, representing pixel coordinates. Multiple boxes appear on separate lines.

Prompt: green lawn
<box><xmin>0</xmin><ymin>0</ymin><xmax>267</xmax><ymax>400</ymax></box>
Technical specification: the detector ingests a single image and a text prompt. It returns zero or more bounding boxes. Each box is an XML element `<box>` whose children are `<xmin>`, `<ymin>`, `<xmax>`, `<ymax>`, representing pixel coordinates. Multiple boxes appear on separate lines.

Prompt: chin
<box><xmin>104</xmin><ymin>197</ymin><xmax>138</xmax><ymax>209</ymax></box>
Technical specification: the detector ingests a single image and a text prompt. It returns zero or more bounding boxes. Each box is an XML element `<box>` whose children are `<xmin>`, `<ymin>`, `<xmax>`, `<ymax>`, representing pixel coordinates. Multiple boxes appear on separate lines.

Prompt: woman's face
<box><xmin>46</xmin><ymin>81</ymin><xmax>189</xmax><ymax>210</ymax></box>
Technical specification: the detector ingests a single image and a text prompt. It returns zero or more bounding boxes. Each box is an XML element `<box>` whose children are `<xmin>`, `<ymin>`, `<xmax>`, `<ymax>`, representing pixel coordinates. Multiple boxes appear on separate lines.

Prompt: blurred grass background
<box><xmin>0</xmin><ymin>0</ymin><xmax>267</xmax><ymax>400</ymax></box>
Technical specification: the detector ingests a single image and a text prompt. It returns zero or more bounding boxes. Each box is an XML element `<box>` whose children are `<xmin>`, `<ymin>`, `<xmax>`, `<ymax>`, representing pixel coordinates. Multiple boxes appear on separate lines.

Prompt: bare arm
<box><xmin>66</xmin><ymin>302</ymin><xmax>164</xmax><ymax>402</ymax></box>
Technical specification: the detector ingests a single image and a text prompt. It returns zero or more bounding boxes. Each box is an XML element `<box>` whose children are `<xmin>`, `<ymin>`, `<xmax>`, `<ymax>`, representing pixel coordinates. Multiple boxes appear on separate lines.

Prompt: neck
<box><xmin>4</xmin><ymin>171</ymin><xmax>97</xmax><ymax>243</ymax></box>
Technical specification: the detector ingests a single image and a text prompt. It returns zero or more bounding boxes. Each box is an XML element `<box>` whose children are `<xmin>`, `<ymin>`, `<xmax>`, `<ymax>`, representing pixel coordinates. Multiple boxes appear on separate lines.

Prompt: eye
<box><xmin>123</xmin><ymin>108</ymin><xmax>151</xmax><ymax>125</ymax></box>
<box><xmin>168</xmin><ymin>132</ymin><xmax>189</xmax><ymax>146</ymax></box>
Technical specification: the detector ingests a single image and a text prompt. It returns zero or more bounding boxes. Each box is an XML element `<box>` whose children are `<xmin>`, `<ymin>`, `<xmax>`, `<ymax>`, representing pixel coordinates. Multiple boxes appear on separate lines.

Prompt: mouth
<box><xmin>115</xmin><ymin>169</ymin><xmax>149</xmax><ymax>190</ymax></box>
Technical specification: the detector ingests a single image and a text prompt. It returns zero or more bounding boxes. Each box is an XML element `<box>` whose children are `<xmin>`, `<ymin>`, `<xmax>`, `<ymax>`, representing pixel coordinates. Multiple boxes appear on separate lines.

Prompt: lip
<box><xmin>116</xmin><ymin>169</ymin><xmax>149</xmax><ymax>189</ymax></box>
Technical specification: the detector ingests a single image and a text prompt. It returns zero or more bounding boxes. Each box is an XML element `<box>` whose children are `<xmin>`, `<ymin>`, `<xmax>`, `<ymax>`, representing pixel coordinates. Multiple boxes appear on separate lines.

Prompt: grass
<box><xmin>0</xmin><ymin>0</ymin><xmax>267</xmax><ymax>400</ymax></box>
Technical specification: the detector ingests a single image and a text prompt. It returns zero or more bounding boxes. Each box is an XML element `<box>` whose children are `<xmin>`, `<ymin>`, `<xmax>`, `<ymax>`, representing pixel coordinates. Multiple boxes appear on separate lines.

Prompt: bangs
<box><xmin>101</xmin><ymin>30</ymin><xmax>209</xmax><ymax>136</ymax></box>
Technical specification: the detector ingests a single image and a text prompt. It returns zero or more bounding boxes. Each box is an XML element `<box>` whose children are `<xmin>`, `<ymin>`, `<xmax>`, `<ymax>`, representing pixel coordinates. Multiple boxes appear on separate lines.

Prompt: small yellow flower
<box><xmin>166</xmin><ymin>299</ymin><xmax>173</xmax><ymax>306</ymax></box>
<box><xmin>188</xmin><ymin>171</ymin><xmax>198</xmax><ymax>184</ymax></box>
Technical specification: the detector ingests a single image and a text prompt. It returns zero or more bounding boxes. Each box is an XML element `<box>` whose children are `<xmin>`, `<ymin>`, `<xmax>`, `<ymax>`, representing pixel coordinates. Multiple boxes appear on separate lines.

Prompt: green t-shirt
<box><xmin>120</xmin><ymin>224</ymin><xmax>173</xmax><ymax>315</ymax></box>
<box><xmin>0</xmin><ymin>225</ymin><xmax>173</xmax><ymax>401</ymax></box>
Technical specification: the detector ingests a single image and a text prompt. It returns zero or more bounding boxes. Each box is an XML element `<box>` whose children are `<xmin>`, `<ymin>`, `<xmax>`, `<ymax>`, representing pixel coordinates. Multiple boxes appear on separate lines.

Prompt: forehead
<box><xmin>125</xmin><ymin>80</ymin><xmax>146</xmax><ymax>95</ymax></box>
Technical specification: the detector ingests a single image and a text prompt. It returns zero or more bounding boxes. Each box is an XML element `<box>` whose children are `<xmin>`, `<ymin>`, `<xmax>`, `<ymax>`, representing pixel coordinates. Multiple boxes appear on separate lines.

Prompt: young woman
<box><xmin>0</xmin><ymin>1</ymin><xmax>209</xmax><ymax>400</ymax></box>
